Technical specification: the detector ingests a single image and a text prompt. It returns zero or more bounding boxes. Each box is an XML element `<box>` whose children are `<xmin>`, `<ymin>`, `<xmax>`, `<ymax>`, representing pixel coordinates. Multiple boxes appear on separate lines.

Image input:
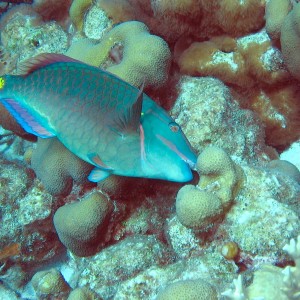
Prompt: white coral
<box><xmin>222</xmin><ymin>235</ymin><xmax>300</xmax><ymax>300</ymax></box>
<box><xmin>282</xmin><ymin>235</ymin><xmax>300</xmax><ymax>299</ymax></box>
<box><xmin>221</xmin><ymin>275</ymin><xmax>247</xmax><ymax>300</ymax></box>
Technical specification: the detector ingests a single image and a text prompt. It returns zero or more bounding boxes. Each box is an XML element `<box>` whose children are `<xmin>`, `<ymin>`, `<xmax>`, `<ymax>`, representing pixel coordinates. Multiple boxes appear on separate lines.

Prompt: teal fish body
<box><xmin>0</xmin><ymin>54</ymin><xmax>196</xmax><ymax>182</ymax></box>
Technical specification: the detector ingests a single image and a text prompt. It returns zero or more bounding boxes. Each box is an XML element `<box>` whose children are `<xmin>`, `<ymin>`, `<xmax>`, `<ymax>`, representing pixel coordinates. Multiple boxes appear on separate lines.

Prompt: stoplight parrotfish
<box><xmin>0</xmin><ymin>54</ymin><xmax>197</xmax><ymax>182</ymax></box>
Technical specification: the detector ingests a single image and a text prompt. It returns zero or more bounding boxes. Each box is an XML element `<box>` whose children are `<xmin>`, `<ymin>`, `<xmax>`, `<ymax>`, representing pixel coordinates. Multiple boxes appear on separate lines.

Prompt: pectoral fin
<box><xmin>88</xmin><ymin>168</ymin><xmax>111</xmax><ymax>182</ymax></box>
<box><xmin>87</xmin><ymin>153</ymin><xmax>113</xmax><ymax>170</ymax></box>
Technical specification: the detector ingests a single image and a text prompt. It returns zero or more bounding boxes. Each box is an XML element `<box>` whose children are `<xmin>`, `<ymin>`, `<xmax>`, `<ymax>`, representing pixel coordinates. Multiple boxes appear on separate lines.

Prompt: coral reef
<box><xmin>31</xmin><ymin>138</ymin><xmax>93</xmax><ymax>195</ymax></box>
<box><xmin>281</xmin><ymin>2</ymin><xmax>300</xmax><ymax>81</ymax></box>
<box><xmin>0</xmin><ymin>4</ymin><xmax>68</xmax><ymax>66</ymax></box>
<box><xmin>197</xmin><ymin>146</ymin><xmax>244</xmax><ymax>204</ymax></box>
<box><xmin>65</xmin><ymin>235</ymin><xmax>169</xmax><ymax>299</ymax></box>
<box><xmin>0</xmin><ymin>1</ymin><xmax>299</xmax><ymax>299</ymax></box>
<box><xmin>69</xmin><ymin>0</ymin><xmax>93</xmax><ymax>31</ymax></box>
<box><xmin>176</xmin><ymin>185</ymin><xmax>223</xmax><ymax>229</ymax></box>
<box><xmin>223</xmin><ymin>235</ymin><xmax>300</xmax><ymax>299</ymax></box>
<box><xmin>176</xmin><ymin>146</ymin><xmax>244</xmax><ymax>234</ymax></box>
<box><xmin>66</xmin><ymin>20</ymin><xmax>171</xmax><ymax>88</ymax></box>
<box><xmin>265</xmin><ymin>0</ymin><xmax>292</xmax><ymax>40</ymax></box>
<box><xmin>267</xmin><ymin>159</ymin><xmax>300</xmax><ymax>184</ymax></box>
<box><xmin>53</xmin><ymin>190</ymin><xmax>113</xmax><ymax>256</ymax></box>
<box><xmin>170</xmin><ymin>76</ymin><xmax>276</xmax><ymax>162</ymax></box>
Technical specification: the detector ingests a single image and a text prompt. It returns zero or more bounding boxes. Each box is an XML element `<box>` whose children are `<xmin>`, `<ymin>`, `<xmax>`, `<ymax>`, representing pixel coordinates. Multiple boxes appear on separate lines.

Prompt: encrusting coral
<box><xmin>176</xmin><ymin>31</ymin><xmax>300</xmax><ymax>150</ymax></box>
<box><xmin>170</xmin><ymin>76</ymin><xmax>278</xmax><ymax>162</ymax></box>
<box><xmin>53</xmin><ymin>190</ymin><xmax>113</xmax><ymax>256</ymax></box>
<box><xmin>66</xmin><ymin>20</ymin><xmax>171</xmax><ymax>88</ymax></box>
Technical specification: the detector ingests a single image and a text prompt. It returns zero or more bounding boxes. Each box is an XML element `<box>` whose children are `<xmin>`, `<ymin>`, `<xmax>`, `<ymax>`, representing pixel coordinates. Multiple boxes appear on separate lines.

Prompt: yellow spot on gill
<box><xmin>0</xmin><ymin>77</ymin><xmax>5</xmax><ymax>90</ymax></box>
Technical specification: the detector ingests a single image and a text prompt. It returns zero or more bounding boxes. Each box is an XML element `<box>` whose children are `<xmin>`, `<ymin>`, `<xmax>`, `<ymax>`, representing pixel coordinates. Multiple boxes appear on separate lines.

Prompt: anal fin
<box><xmin>1</xmin><ymin>98</ymin><xmax>56</xmax><ymax>138</ymax></box>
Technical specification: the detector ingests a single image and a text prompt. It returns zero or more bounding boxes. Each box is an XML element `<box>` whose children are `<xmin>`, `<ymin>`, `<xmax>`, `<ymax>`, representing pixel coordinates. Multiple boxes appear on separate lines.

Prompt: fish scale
<box><xmin>0</xmin><ymin>53</ymin><xmax>197</xmax><ymax>182</ymax></box>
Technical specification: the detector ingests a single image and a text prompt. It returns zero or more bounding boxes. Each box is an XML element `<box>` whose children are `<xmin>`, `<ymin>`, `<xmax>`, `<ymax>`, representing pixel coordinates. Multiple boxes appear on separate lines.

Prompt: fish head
<box><xmin>140</xmin><ymin>97</ymin><xmax>197</xmax><ymax>182</ymax></box>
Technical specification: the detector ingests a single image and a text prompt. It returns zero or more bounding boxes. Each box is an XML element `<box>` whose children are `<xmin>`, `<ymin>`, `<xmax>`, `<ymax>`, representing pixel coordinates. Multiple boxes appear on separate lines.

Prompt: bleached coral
<box><xmin>282</xmin><ymin>236</ymin><xmax>300</xmax><ymax>298</ymax></box>
<box><xmin>222</xmin><ymin>235</ymin><xmax>300</xmax><ymax>299</ymax></box>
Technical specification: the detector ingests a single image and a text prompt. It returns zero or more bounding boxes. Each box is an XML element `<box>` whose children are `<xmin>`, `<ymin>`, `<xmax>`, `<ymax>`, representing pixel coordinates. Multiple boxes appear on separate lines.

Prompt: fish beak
<box><xmin>184</xmin><ymin>158</ymin><xmax>196</xmax><ymax>170</ymax></box>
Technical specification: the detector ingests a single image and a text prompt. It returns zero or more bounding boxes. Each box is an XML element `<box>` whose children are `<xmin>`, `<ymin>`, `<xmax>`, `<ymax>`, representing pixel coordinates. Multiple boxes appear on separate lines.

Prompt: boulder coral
<box><xmin>66</xmin><ymin>21</ymin><xmax>171</xmax><ymax>88</ymax></box>
<box><xmin>97</xmin><ymin>0</ymin><xmax>265</xmax><ymax>43</ymax></box>
<box><xmin>67</xmin><ymin>287</ymin><xmax>99</xmax><ymax>300</ymax></box>
<box><xmin>53</xmin><ymin>190</ymin><xmax>113</xmax><ymax>256</ymax></box>
<box><xmin>31</xmin><ymin>138</ymin><xmax>93</xmax><ymax>195</ymax></box>
<box><xmin>266</xmin><ymin>159</ymin><xmax>300</xmax><ymax>184</ymax></box>
<box><xmin>176</xmin><ymin>185</ymin><xmax>223</xmax><ymax>229</ymax></box>
<box><xmin>197</xmin><ymin>146</ymin><xmax>244</xmax><ymax>205</ymax></box>
<box><xmin>69</xmin><ymin>0</ymin><xmax>93</xmax><ymax>31</ymax></box>
<box><xmin>281</xmin><ymin>2</ymin><xmax>300</xmax><ymax>81</ymax></box>
<box><xmin>265</xmin><ymin>0</ymin><xmax>292</xmax><ymax>40</ymax></box>
<box><xmin>156</xmin><ymin>279</ymin><xmax>218</xmax><ymax>300</ymax></box>
<box><xmin>31</xmin><ymin>268</ymin><xmax>71</xmax><ymax>297</ymax></box>
<box><xmin>176</xmin><ymin>146</ymin><xmax>244</xmax><ymax>230</ymax></box>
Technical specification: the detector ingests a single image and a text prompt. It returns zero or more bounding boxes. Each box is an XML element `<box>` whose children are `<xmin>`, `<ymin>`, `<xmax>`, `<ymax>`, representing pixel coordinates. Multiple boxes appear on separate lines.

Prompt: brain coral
<box><xmin>53</xmin><ymin>190</ymin><xmax>112</xmax><ymax>257</ymax></box>
<box><xmin>31</xmin><ymin>138</ymin><xmax>93</xmax><ymax>195</ymax></box>
<box><xmin>66</xmin><ymin>21</ymin><xmax>171</xmax><ymax>88</ymax></box>
<box><xmin>156</xmin><ymin>279</ymin><xmax>218</xmax><ymax>300</ymax></box>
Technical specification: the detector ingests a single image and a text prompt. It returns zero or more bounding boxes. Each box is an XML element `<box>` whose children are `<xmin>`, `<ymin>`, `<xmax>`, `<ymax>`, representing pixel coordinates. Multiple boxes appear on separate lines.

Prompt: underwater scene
<box><xmin>0</xmin><ymin>0</ymin><xmax>300</xmax><ymax>299</ymax></box>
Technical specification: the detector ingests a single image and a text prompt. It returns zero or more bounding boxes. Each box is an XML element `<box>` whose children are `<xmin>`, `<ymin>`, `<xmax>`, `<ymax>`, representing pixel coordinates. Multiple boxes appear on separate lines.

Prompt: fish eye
<box><xmin>169</xmin><ymin>122</ymin><xmax>180</xmax><ymax>133</ymax></box>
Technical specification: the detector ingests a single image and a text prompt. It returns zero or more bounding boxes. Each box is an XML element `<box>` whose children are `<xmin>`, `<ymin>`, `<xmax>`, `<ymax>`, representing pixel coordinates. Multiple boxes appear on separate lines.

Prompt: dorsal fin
<box><xmin>113</xmin><ymin>81</ymin><xmax>144</xmax><ymax>135</ymax></box>
<box><xmin>16</xmin><ymin>53</ymin><xmax>81</xmax><ymax>76</ymax></box>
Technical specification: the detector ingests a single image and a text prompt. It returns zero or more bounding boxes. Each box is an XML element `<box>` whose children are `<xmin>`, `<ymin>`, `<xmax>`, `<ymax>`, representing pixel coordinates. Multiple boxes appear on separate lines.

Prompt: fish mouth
<box><xmin>184</xmin><ymin>158</ymin><xmax>196</xmax><ymax>170</ymax></box>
